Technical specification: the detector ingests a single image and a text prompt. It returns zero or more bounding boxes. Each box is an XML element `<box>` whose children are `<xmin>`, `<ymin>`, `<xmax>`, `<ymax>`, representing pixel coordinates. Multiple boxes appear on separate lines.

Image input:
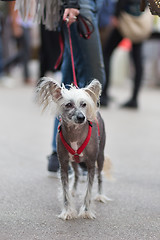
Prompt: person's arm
<box><xmin>114</xmin><ymin>0</ymin><xmax>126</xmax><ymax>17</ymax></box>
<box><xmin>110</xmin><ymin>0</ymin><xmax>126</xmax><ymax>28</ymax></box>
<box><xmin>63</xmin><ymin>0</ymin><xmax>80</xmax><ymax>9</ymax></box>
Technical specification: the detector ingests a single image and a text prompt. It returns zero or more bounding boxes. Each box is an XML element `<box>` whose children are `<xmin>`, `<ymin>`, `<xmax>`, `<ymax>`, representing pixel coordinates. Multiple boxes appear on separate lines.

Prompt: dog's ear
<box><xmin>84</xmin><ymin>79</ymin><xmax>102</xmax><ymax>104</ymax></box>
<box><xmin>36</xmin><ymin>77</ymin><xmax>62</xmax><ymax>109</ymax></box>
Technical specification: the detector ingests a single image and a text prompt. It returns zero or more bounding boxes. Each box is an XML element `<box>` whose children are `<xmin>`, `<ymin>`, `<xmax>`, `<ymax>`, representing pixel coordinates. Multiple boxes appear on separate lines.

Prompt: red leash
<box><xmin>67</xmin><ymin>23</ymin><xmax>78</xmax><ymax>88</ymax></box>
<box><xmin>54</xmin><ymin>23</ymin><xmax>78</xmax><ymax>87</ymax></box>
<box><xmin>66</xmin><ymin>15</ymin><xmax>94</xmax><ymax>88</ymax></box>
<box><xmin>54</xmin><ymin>33</ymin><xmax>64</xmax><ymax>70</ymax></box>
<box><xmin>54</xmin><ymin>15</ymin><xmax>94</xmax><ymax>87</ymax></box>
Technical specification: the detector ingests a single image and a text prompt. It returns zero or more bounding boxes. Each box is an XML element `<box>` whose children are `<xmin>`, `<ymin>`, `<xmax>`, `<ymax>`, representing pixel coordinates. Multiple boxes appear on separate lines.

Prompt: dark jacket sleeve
<box><xmin>114</xmin><ymin>0</ymin><xmax>142</xmax><ymax>17</ymax></box>
<box><xmin>114</xmin><ymin>0</ymin><xmax>126</xmax><ymax>17</ymax></box>
<box><xmin>63</xmin><ymin>0</ymin><xmax>80</xmax><ymax>9</ymax></box>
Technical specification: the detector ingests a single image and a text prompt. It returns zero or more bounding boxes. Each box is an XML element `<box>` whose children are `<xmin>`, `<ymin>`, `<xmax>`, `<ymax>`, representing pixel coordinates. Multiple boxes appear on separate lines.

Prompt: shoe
<box><xmin>100</xmin><ymin>94</ymin><xmax>108</xmax><ymax>106</ymax></box>
<box><xmin>47</xmin><ymin>152</ymin><xmax>59</xmax><ymax>172</ymax></box>
<box><xmin>100</xmin><ymin>94</ymin><xmax>114</xmax><ymax>107</ymax></box>
<box><xmin>121</xmin><ymin>99</ymin><xmax>138</xmax><ymax>109</ymax></box>
<box><xmin>79</xmin><ymin>162</ymin><xmax>87</xmax><ymax>171</ymax></box>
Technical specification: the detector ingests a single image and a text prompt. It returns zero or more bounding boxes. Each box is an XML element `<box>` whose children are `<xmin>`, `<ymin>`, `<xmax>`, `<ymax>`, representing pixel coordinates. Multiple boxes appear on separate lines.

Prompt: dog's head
<box><xmin>36</xmin><ymin>78</ymin><xmax>101</xmax><ymax>125</ymax></box>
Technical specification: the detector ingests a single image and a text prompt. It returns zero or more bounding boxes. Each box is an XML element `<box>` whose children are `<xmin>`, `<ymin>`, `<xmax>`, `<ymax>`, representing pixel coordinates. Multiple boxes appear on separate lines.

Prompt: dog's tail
<box><xmin>103</xmin><ymin>157</ymin><xmax>114</xmax><ymax>181</ymax></box>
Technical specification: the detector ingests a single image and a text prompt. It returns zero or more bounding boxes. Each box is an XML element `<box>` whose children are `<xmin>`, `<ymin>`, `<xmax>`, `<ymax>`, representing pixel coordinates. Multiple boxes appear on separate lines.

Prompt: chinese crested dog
<box><xmin>36</xmin><ymin>78</ymin><xmax>110</xmax><ymax>220</ymax></box>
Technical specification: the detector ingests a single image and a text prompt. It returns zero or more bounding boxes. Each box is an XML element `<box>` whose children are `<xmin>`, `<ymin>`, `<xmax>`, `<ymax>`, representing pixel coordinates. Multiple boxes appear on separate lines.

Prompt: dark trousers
<box><xmin>103</xmin><ymin>27</ymin><xmax>143</xmax><ymax>101</ymax></box>
<box><xmin>40</xmin><ymin>24</ymin><xmax>61</xmax><ymax>77</ymax></box>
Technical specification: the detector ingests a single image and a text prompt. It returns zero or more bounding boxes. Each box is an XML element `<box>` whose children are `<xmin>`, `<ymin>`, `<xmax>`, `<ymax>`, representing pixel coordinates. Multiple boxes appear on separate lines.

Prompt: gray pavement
<box><xmin>0</xmin><ymin>84</ymin><xmax>160</xmax><ymax>240</ymax></box>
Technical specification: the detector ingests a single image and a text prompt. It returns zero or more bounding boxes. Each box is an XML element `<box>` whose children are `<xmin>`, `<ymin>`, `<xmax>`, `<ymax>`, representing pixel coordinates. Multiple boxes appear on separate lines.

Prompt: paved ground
<box><xmin>0</xmin><ymin>84</ymin><xmax>160</xmax><ymax>240</ymax></box>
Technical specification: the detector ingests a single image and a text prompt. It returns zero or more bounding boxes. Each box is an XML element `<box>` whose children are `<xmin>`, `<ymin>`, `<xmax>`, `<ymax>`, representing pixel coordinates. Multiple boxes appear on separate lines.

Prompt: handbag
<box><xmin>118</xmin><ymin>8</ymin><xmax>153</xmax><ymax>43</ymax></box>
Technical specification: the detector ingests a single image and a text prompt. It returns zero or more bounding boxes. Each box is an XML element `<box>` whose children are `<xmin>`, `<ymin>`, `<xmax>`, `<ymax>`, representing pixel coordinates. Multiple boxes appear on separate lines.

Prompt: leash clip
<box><xmin>74</xmin><ymin>153</ymin><xmax>80</xmax><ymax>163</ymax></box>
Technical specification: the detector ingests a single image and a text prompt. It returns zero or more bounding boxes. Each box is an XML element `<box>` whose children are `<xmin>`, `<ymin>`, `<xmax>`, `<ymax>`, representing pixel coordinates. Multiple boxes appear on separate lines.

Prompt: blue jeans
<box><xmin>52</xmin><ymin>0</ymin><xmax>106</xmax><ymax>151</ymax></box>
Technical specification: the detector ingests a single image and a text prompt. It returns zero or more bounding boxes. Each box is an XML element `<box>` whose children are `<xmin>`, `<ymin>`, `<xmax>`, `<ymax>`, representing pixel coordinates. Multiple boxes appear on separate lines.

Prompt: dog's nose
<box><xmin>77</xmin><ymin>112</ymin><xmax>85</xmax><ymax>123</ymax></box>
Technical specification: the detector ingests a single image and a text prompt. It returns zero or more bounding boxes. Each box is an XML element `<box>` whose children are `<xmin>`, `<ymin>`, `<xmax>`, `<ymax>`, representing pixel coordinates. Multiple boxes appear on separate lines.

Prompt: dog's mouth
<box><xmin>75</xmin><ymin>119</ymin><xmax>85</xmax><ymax>124</ymax></box>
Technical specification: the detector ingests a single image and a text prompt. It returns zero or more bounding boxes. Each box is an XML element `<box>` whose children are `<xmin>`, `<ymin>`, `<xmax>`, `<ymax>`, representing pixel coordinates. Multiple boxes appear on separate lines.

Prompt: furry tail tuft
<box><xmin>103</xmin><ymin>157</ymin><xmax>115</xmax><ymax>181</ymax></box>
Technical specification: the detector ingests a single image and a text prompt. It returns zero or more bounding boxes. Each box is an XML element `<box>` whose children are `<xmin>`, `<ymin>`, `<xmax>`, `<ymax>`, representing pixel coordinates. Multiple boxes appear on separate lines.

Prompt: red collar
<box><xmin>58</xmin><ymin>121</ymin><xmax>92</xmax><ymax>163</ymax></box>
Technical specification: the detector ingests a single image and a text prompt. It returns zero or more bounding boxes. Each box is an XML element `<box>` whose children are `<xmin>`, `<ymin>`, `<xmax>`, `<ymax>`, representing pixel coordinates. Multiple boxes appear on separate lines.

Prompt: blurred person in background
<box><xmin>98</xmin><ymin>0</ymin><xmax>116</xmax><ymax>49</ymax></box>
<box><xmin>0</xmin><ymin>2</ymin><xmax>5</xmax><ymax>75</ymax></box>
<box><xmin>0</xmin><ymin>28</ymin><xmax>2</xmax><ymax>75</ymax></box>
<box><xmin>0</xmin><ymin>0</ymin><xmax>33</xmax><ymax>85</ymax></box>
<box><xmin>8</xmin><ymin>1</ymin><xmax>33</xmax><ymax>85</ymax></box>
<box><xmin>0</xmin><ymin>1</ymin><xmax>16</xmax><ymax>87</ymax></box>
<box><xmin>143</xmin><ymin>15</ymin><xmax>160</xmax><ymax>87</ymax></box>
<box><xmin>0</xmin><ymin>1</ymin><xmax>10</xmax><ymax>83</ymax></box>
<box><xmin>100</xmin><ymin>0</ymin><xmax>151</xmax><ymax>109</ymax></box>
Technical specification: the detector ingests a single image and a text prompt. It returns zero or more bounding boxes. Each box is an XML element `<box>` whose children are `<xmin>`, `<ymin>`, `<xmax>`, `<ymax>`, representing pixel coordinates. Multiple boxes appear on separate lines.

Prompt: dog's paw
<box><xmin>58</xmin><ymin>208</ymin><xmax>77</xmax><ymax>220</ymax></box>
<box><xmin>94</xmin><ymin>194</ymin><xmax>112</xmax><ymax>203</ymax></box>
<box><xmin>78</xmin><ymin>206</ymin><xmax>96</xmax><ymax>219</ymax></box>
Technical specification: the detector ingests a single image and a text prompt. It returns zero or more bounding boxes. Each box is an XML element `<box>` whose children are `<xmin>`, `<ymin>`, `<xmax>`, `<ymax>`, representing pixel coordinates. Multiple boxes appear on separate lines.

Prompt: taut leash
<box><xmin>67</xmin><ymin>22</ymin><xmax>78</xmax><ymax>88</ymax></box>
<box><xmin>54</xmin><ymin>14</ymin><xmax>94</xmax><ymax>88</ymax></box>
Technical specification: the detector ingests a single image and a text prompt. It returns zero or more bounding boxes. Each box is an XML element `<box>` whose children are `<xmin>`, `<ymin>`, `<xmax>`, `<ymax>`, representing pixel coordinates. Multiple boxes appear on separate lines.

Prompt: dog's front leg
<box><xmin>58</xmin><ymin>162</ymin><xmax>77</xmax><ymax>220</ymax></box>
<box><xmin>79</xmin><ymin>165</ymin><xmax>96</xmax><ymax>219</ymax></box>
<box><xmin>71</xmin><ymin>162</ymin><xmax>79</xmax><ymax>197</ymax></box>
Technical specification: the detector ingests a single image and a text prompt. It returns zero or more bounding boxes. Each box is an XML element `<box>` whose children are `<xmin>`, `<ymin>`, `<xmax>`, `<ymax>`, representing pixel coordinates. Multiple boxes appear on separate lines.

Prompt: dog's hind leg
<box><xmin>71</xmin><ymin>162</ymin><xmax>79</xmax><ymax>197</ymax></box>
<box><xmin>95</xmin><ymin>153</ymin><xmax>112</xmax><ymax>203</ymax></box>
<box><xmin>97</xmin><ymin>151</ymin><xmax>104</xmax><ymax>196</ymax></box>
<box><xmin>58</xmin><ymin>163</ymin><xmax>77</xmax><ymax>220</ymax></box>
<box><xmin>79</xmin><ymin>165</ymin><xmax>96</xmax><ymax>219</ymax></box>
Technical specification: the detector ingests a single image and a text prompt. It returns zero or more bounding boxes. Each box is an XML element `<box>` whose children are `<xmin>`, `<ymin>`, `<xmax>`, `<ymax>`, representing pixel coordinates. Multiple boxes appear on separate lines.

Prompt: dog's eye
<box><xmin>65</xmin><ymin>103</ymin><xmax>73</xmax><ymax>108</ymax></box>
<box><xmin>81</xmin><ymin>102</ymin><xmax>86</xmax><ymax>108</ymax></box>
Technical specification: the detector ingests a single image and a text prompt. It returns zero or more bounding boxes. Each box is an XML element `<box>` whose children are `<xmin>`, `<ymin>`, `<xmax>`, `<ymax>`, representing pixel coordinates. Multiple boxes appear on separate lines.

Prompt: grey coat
<box><xmin>15</xmin><ymin>0</ymin><xmax>79</xmax><ymax>30</ymax></box>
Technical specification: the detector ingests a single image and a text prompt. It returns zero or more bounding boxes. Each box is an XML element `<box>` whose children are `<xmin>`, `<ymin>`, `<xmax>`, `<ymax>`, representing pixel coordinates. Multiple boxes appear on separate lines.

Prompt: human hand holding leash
<box><xmin>63</xmin><ymin>8</ymin><xmax>80</xmax><ymax>25</ymax></box>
